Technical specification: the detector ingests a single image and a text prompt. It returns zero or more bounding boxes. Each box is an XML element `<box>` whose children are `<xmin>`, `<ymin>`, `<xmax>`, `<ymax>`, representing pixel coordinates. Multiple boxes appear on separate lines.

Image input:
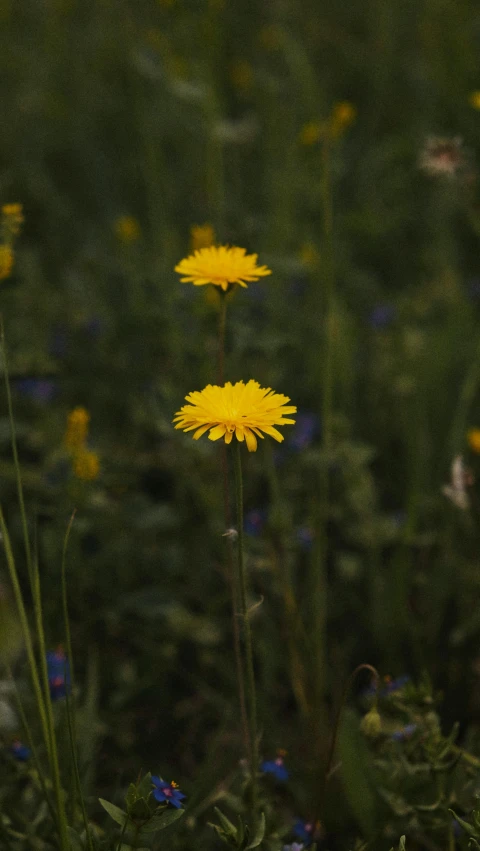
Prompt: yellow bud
<box><xmin>360</xmin><ymin>707</ymin><xmax>382</xmax><ymax>738</ymax></box>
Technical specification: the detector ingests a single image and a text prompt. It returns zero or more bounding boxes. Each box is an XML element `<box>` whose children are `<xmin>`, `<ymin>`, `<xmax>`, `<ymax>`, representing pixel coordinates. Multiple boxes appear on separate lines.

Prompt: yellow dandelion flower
<box><xmin>0</xmin><ymin>245</ymin><xmax>14</xmax><ymax>280</ymax></box>
<box><xmin>468</xmin><ymin>428</ymin><xmax>480</xmax><ymax>453</ymax></box>
<box><xmin>73</xmin><ymin>449</ymin><xmax>100</xmax><ymax>481</ymax></box>
<box><xmin>299</xmin><ymin>120</ymin><xmax>323</xmax><ymax>146</ymax></box>
<box><xmin>329</xmin><ymin>101</ymin><xmax>356</xmax><ymax>138</ymax></box>
<box><xmin>470</xmin><ymin>91</ymin><xmax>480</xmax><ymax>110</ymax></box>
<box><xmin>64</xmin><ymin>406</ymin><xmax>90</xmax><ymax>451</ymax></box>
<box><xmin>173</xmin><ymin>379</ymin><xmax>296</xmax><ymax>452</ymax></box>
<box><xmin>114</xmin><ymin>215</ymin><xmax>141</xmax><ymax>244</ymax></box>
<box><xmin>2</xmin><ymin>203</ymin><xmax>24</xmax><ymax>237</ymax></box>
<box><xmin>190</xmin><ymin>223</ymin><xmax>215</xmax><ymax>251</ymax></box>
<box><xmin>174</xmin><ymin>245</ymin><xmax>271</xmax><ymax>292</ymax></box>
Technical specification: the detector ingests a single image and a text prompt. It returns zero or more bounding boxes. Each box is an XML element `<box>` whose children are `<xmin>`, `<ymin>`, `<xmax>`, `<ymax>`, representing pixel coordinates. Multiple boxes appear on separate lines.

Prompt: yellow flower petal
<box><xmin>208</xmin><ymin>424</ymin><xmax>227</xmax><ymax>441</ymax></box>
<box><xmin>244</xmin><ymin>428</ymin><xmax>257</xmax><ymax>452</ymax></box>
<box><xmin>174</xmin><ymin>245</ymin><xmax>272</xmax><ymax>290</ymax></box>
<box><xmin>173</xmin><ymin>380</ymin><xmax>296</xmax><ymax>452</ymax></box>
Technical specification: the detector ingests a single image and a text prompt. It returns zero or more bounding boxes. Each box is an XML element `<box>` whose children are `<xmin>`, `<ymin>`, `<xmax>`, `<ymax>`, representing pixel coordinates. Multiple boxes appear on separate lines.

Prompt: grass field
<box><xmin>2</xmin><ymin>1</ymin><xmax>480</xmax><ymax>849</ymax></box>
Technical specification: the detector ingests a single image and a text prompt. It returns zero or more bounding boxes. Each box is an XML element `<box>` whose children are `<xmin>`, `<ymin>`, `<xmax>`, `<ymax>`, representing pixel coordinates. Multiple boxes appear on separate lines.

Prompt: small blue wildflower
<box><xmin>296</xmin><ymin>527</ymin><xmax>315</xmax><ymax>551</ymax></box>
<box><xmin>391</xmin><ymin>723</ymin><xmax>417</xmax><ymax>742</ymax></box>
<box><xmin>368</xmin><ymin>304</ymin><xmax>396</xmax><ymax>330</ymax></box>
<box><xmin>260</xmin><ymin>752</ymin><xmax>289</xmax><ymax>782</ymax></box>
<box><xmin>293</xmin><ymin>819</ymin><xmax>315</xmax><ymax>844</ymax></box>
<box><xmin>245</xmin><ymin>509</ymin><xmax>267</xmax><ymax>537</ymax></box>
<box><xmin>288</xmin><ymin>413</ymin><xmax>319</xmax><ymax>451</ymax></box>
<box><xmin>10</xmin><ymin>740</ymin><xmax>31</xmax><ymax>761</ymax></box>
<box><xmin>46</xmin><ymin>648</ymin><xmax>71</xmax><ymax>701</ymax></box>
<box><xmin>151</xmin><ymin>776</ymin><xmax>186</xmax><ymax>809</ymax></box>
<box><xmin>15</xmin><ymin>379</ymin><xmax>57</xmax><ymax>404</ymax></box>
<box><xmin>283</xmin><ymin>844</ymin><xmax>304</xmax><ymax>851</ymax></box>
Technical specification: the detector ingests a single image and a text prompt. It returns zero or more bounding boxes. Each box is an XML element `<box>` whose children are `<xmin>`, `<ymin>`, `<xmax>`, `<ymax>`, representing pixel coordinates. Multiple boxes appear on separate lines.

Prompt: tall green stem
<box><xmin>233</xmin><ymin>442</ymin><xmax>258</xmax><ymax>819</ymax></box>
<box><xmin>61</xmin><ymin>511</ymin><xmax>95</xmax><ymax>851</ymax></box>
<box><xmin>311</xmin><ymin>140</ymin><xmax>335</xmax><ymax>752</ymax></box>
<box><xmin>0</xmin><ymin>316</ymin><xmax>33</xmax><ymax>586</ymax></box>
<box><xmin>0</xmin><ymin>509</ymin><xmax>50</xmax><ymax>760</ymax></box>
<box><xmin>216</xmin><ymin>291</ymin><xmax>250</xmax><ymax>756</ymax></box>
<box><xmin>218</xmin><ymin>292</ymin><xmax>227</xmax><ymax>385</ymax></box>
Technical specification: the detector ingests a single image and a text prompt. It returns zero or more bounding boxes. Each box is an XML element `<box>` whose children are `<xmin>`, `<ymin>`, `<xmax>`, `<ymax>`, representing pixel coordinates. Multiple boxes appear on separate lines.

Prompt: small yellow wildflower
<box><xmin>174</xmin><ymin>245</ymin><xmax>271</xmax><ymax>292</ymax></box>
<box><xmin>114</xmin><ymin>216</ymin><xmax>141</xmax><ymax>244</ymax></box>
<box><xmin>299</xmin><ymin>120</ymin><xmax>323</xmax><ymax>146</ymax></box>
<box><xmin>230</xmin><ymin>60</ymin><xmax>254</xmax><ymax>92</ymax></box>
<box><xmin>173</xmin><ymin>379</ymin><xmax>296</xmax><ymax>452</ymax></box>
<box><xmin>73</xmin><ymin>449</ymin><xmax>100</xmax><ymax>481</ymax></box>
<box><xmin>470</xmin><ymin>91</ymin><xmax>480</xmax><ymax>110</ymax></box>
<box><xmin>190</xmin><ymin>224</ymin><xmax>215</xmax><ymax>251</ymax></box>
<box><xmin>64</xmin><ymin>407</ymin><xmax>90</xmax><ymax>452</ymax></box>
<box><xmin>2</xmin><ymin>203</ymin><xmax>24</xmax><ymax>237</ymax></box>
<box><xmin>329</xmin><ymin>101</ymin><xmax>356</xmax><ymax>138</ymax></box>
<box><xmin>468</xmin><ymin>428</ymin><xmax>480</xmax><ymax>453</ymax></box>
<box><xmin>0</xmin><ymin>245</ymin><xmax>13</xmax><ymax>280</ymax></box>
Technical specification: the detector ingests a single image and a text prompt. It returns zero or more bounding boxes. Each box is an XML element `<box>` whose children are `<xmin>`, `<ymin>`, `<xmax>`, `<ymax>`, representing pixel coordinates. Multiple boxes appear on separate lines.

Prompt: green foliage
<box><xmin>3</xmin><ymin>0</ymin><xmax>480</xmax><ymax>849</ymax></box>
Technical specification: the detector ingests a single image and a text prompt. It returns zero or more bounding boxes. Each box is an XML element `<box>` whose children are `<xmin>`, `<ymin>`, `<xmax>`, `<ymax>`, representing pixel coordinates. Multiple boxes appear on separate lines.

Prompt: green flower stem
<box><xmin>320</xmin><ymin>664</ymin><xmax>380</xmax><ymax>814</ymax></box>
<box><xmin>310</xmin><ymin>137</ymin><xmax>335</xmax><ymax>784</ymax></box>
<box><xmin>217</xmin><ymin>291</ymin><xmax>228</xmax><ymax>386</ymax></box>
<box><xmin>0</xmin><ymin>316</ymin><xmax>33</xmax><ymax>587</ymax></box>
<box><xmin>217</xmin><ymin>290</ymin><xmax>250</xmax><ymax>758</ymax></box>
<box><xmin>61</xmin><ymin>511</ymin><xmax>95</xmax><ymax>851</ymax></box>
<box><xmin>32</xmin><ymin>557</ymin><xmax>70</xmax><ymax>850</ymax></box>
<box><xmin>233</xmin><ymin>441</ymin><xmax>258</xmax><ymax>819</ymax></box>
<box><xmin>6</xmin><ymin>665</ymin><xmax>57</xmax><ymax>827</ymax></box>
<box><xmin>0</xmin><ymin>509</ymin><xmax>50</xmax><ymax>762</ymax></box>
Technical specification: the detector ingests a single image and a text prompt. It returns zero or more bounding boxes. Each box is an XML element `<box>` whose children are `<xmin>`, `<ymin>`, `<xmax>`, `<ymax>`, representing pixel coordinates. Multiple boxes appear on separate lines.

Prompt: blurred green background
<box><xmin>3</xmin><ymin>0</ymin><xmax>480</xmax><ymax>845</ymax></box>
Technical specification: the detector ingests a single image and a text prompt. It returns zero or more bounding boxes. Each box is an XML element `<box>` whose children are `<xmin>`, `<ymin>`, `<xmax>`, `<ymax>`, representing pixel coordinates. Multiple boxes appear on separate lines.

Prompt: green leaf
<box><xmin>140</xmin><ymin>807</ymin><xmax>185</xmax><ymax>833</ymax></box>
<box><xmin>399</xmin><ymin>837</ymin><xmax>406</xmax><ymax>851</ymax></box>
<box><xmin>67</xmin><ymin>827</ymin><xmax>84</xmax><ymax>851</ymax></box>
<box><xmin>246</xmin><ymin>813</ymin><xmax>265</xmax><ymax>849</ymax></box>
<box><xmin>338</xmin><ymin>708</ymin><xmax>382</xmax><ymax>837</ymax></box>
<box><xmin>99</xmin><ymin>798</ymin><xmax>129</xmax><ymax>828</ymax></box>
<box><xmin>449</xmin><ymin>809</ymin><xmax>477</xmax><ymax>837</ymax></box>
<box><xmin>136</xmin><ymin>772</ymin><xmax>153</xmax><ymax>799</ymax></box>
<box><xmin>129</xmin><ymin>797</ymin><xmax>151</xmax><ymax>820</ymax></box>
<box><xmin>236</xmin><ymin>816</ymin><xmax>244</xmax><ymax>847</ymax></box>
<box><xmin>125</xmin><ymin>783</ymin><xmax>137</xmax><ymax>811</ymax></box>
<box><xmin>213</xmin><ymin>807</ymin><xmax>238</xmax><ymax>838</ymax></box>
